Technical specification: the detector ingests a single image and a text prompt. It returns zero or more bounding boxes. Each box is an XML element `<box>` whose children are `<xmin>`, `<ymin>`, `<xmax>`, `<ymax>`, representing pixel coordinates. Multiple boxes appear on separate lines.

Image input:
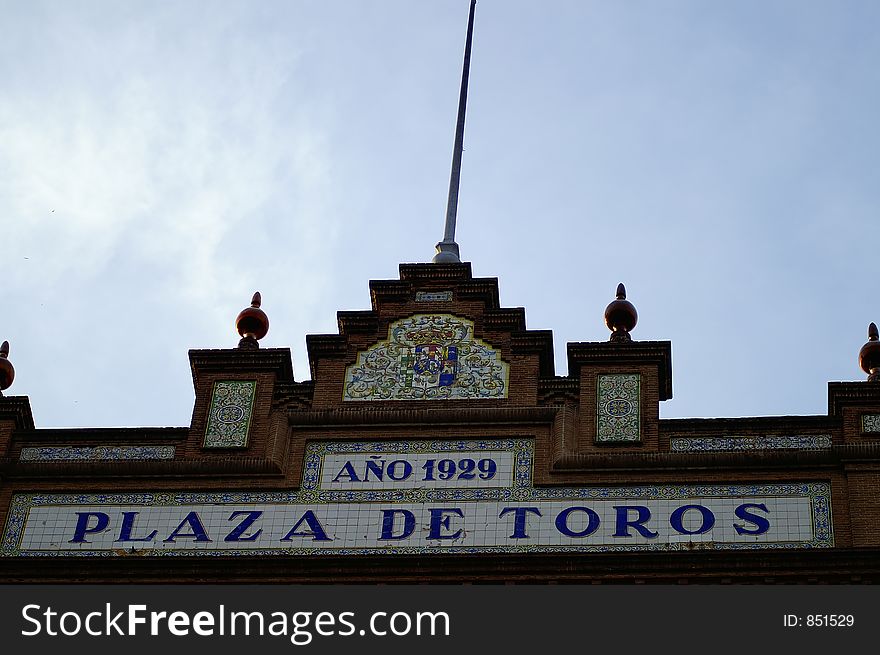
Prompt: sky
<box><xmin>2</xmin><ymin>0</ymin><xmax>879</xmax><ymax>428</ymax></box>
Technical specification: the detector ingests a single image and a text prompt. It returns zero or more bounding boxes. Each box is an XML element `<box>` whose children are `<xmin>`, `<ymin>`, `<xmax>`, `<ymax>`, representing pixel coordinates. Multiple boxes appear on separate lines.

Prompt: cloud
<box><xmin>0</xmin><ymin>2</ymin><xmax>340</xmax><ymax>425</ymax></box>
<box><xmin>1</xmin><ymin>2</ymin><xmax>332</xmax><ymax>299</ymax></box>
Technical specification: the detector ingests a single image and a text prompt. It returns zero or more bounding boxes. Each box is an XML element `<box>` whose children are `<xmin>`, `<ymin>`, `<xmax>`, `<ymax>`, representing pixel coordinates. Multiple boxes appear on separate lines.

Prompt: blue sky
<box><xmin>2</xmin><ymin>0</ymin><xmax>879</xmax><ymax>427</ymax></box>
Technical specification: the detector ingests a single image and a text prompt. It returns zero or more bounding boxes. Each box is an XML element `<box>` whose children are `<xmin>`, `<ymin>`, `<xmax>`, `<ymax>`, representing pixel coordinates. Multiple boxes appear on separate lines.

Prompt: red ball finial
<box><xmin>0</xmin><ymin>340</ymin><xmax>14</xmax><ymax>394</ymax></box>
<box><xmin>604</xmin><ymin>283</ymin><xmax>638</xmax><ymax>343</ymax></box>
<box><xmin>235</xmin><ymin>292</ymin><xmax>269</xmax><ymax>350</ymax></box>
<box><xmin>859</xmin><ymin>322</ymin><xmax>880</xmax><ymax>381</ymax></box>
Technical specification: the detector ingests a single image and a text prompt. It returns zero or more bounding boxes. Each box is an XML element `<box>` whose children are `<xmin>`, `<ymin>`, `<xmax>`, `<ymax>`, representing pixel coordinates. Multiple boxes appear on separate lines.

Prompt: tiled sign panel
<box><xmin>597</xmin><ymin>374</ymin><xmax>640</xmax><ymax>442</ymax></box>
<box><xmin>1</xmin><ymin>439</ymin><xmax>832</xmax><ymax>556</ymax></box>
<box><xmin>343</xmin><ymin>314</ymin><xmax>509</xmax><ymax>401</ymax></box>
<box><xmin>318</xmin><ymin>450</ymin><xmax>514</xmax><ymax>491</ymax></box>
<box><xmin>304</xmin><ymin>438</ymin><xmax>527</xmax><ymax>492</ymax></box>
<box><xmin>203</xmin><ymin>381</ymin><xmax>256</xmax><ymax>448</ymax></box>
<box><xmin>8</xmin><ymin>493</ymin><xmax>825</xmax><ymax>555</ymax></box>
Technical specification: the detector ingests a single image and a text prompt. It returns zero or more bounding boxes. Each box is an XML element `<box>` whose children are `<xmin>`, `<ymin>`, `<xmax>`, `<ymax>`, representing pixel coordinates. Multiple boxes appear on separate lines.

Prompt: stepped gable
<box><xmin>305</xmin><ymin>262</ymin><xmax>555</xmax><ymax>408</ymax></box>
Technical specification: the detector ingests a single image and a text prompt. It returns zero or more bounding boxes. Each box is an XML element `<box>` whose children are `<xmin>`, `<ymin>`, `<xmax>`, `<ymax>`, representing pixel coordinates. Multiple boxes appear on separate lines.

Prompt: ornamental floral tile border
<box><xmin>596</xmin><ymin>374</ymin><xmax>640</xmax><ymax>443</ymax></box>
<box><xmin>343</xmin><ymin>314</ymin><xmax>509</xmax><ymax>401</ymax></box>
<box><xmin>0</xmin><ymin>481</ymin><xmax>832</xmax><ymax>557</ymax></box>
<box><xmin>861</xmin><ymin>415</ymin><xmax>880</xmax><ymax>433</ymax></box>
<box><xmin>19</xmin><ymin>446</ymin><xmax>176</xmax><ymax>462</ymax></box>
<box><xmin>203</xmin><ymin>380</ymin><xmax>256</xmax><ymax>448</ymax></box>
<box><xmin>670</xmin><ymin>435</ymin><xmax>833</xmax><ymax>453</ymax></box>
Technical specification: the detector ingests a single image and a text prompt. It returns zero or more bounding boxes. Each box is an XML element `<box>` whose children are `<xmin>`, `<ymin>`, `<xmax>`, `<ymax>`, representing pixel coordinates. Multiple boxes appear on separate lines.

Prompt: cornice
<box><xmin>2</xmin><ymin>548</ymin><xmax>877</xmax><ymax>583</ymax></box>
<box><xmin>567</xmin><ymin>340</ymin><xmax>673</xmax><ymax>400</ymax></box>
<box><xmin>660</xmin><ymin>415</ymin><xmax>838</xmax><ymax>433</ymax></box>
<box><xmin>364</xmin><ymin>264</ymin><xmax>502</xmax><ymax>310</ymax></box>
<box><xmin>510</xmin><ymin>329</ymin><xmax>556</xmax><ymax>377</ymax></box>
<box><xmin>336</xmin><ymin>311</ymin><xmax>379</xmax><ymax>335</ymax></box>
<box><xmin>2</xmin><ymin>456</ymin><xmax>284</xmax><ymax>479</ymax></box>
<box><xmin>483</xmin><ymin>307</ymin><xmax>526</xmax><ymax>331</ymax></box>
<box><xmin>828</xmin><ymin>381</ymin><xmax>880</xmax><ymax>415</ymax></box>
<box><xmin>305</xmin><ymin>334</ymin><xmax>348</xmax><ymax>379</ymax></box>
<box><xmin>0</xmin><ymin>396</ymin><xmax>35</xmax><ymax>431</ymax></box>
<box><xmin>188</xmin><ymin>348</ymin><xmax>294</xmax><ymax>384</ymax></box>
<box><xmin>14</xmin><ymin>427</ymin><xmax>187</xmax><ymax>441</ymax></box>
<box><xmin>553</xmin><ymin>442</ymin><xmax>880</xmax><ymax>471</ymax></box>
<box><xmin>289</xmin><ymin>406</ymin><xmax>557</xmax><ymax>427</ymax></box>
<box><xmin>397</xmin><ymin>262</ymin><xmax>473</xmax><ymax>282</ymax></box>
<box><xmin>272</xmin><ymin>380</ymin><xmax>314</xmax><ymax>410</ymax></box>
<box><xmin>537</xmin><ymin>378</ymin><xmax>580</xmax><ymax>404</ymax></box>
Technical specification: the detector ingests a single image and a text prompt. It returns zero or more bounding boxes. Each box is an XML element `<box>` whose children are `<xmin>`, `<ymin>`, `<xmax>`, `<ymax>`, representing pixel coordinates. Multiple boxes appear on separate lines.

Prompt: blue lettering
<box><xmin>428</xmin><ymin>508</ymin><xmax>464</xmax><ymax>540</ymax></box>
<box><xmin>733</xmin><ymin>503</ymin><xmax>771</xmax><ymax>535</ymax></box>
<box><xmin>386</xmin><ymin>460</ymin><xmax>413</xmax><ymax>481</ymax></box>
<box><xmin>669</xmin><ymin>504</ymin><xmax>715</xmax><ymax>535</ymax></box>
<box><xmin>499</xmin><ymin>507</ymin><xmax>542</xmax><ymax>539</ymax></box>
<box><xmin>163</xmin><ymin>511</ymin><xmax>212</xmax><ymax>543</ymax></box>
<box><xmin>365</xmin><ymin>456</ymin><xmax>385</xmax><ymax>482</ymax></box>
<box><xmin>613</xmin><ymin>506</ymin><xmax>659</xmax><ymax>538</ymax></box>
<box><xmin>69</xmin><ymin>512</ymin><xmax>110</xmax><ymax>544</ymax></box>
<box><xmin>224</xmin><ymin>511</ymin><xmax>264</xmax><ymax>542</ymax></box>
<box><xmin>281</xmin><ymin>510</ymin><xmax>331</xmax><ymax>541</ymax></box>
<box><xmin>115</xmin><ymin>512</ymin><xmax>158</xmax><ymax>542</ymax></box>
<box><xmin>554</xmin><ymin>506</ymin><xmax>601</xmax><ymax>538</ymax></box>
<box><xmin>379</xmin><ymin>509</ymin><xmax>416</xmax><ymax>540</ymax></box>
<box><xmin>332</xmin><ymin>462</ymin><xmax>360</xmax><ymax>483</ymax></box>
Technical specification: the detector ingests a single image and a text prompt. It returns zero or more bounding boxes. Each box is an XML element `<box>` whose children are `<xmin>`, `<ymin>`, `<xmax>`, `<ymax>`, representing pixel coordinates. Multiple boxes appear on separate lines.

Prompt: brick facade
<box><xmin>1</xmin><ymin>262</ymin><xmax>879</xmax><ymax>583</ymax></box>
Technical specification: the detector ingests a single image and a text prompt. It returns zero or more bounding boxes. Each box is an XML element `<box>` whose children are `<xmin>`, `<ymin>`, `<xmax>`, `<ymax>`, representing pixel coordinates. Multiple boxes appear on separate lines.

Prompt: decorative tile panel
<box><xmin>861</xmin><ymin>415</ymin><xmax>880</xmax><ymax>433</ymax></box>
<box><xmin>670</xmin><ymin>435</ymin><xmax>833</xmax><ymax>453</ymax></box>
<box><xmin>343</xmin><ymin>314</ymin><xmax>509</xmax><ymax>401</ymax></box>
<box><xmin>416</xmin><ymin>291</ymin><xmax>453</xmax><ymax>302</ymax></box>
<box><xmin>19</xmin><ymin>446</ymin><xmax>176</xmax><ymax>462</ymax></box>
<box><xmin>597</xmin><ymin>374</ymin><xmax>640</xmax><ymax>443</ymax></box>
<box><xmin>1</xmin><ymin>440</ymin><xmax>832</xmax><ymax>556</ymax></box>
<box><xmin>203</xmin><ymin>381</ymin><xmax>256</xmax><ymax>448</ymax></box>
<box><xmin>302</xmin><ymin>438</ymin><xmax>532</xmax><ymax>495</ymax></box>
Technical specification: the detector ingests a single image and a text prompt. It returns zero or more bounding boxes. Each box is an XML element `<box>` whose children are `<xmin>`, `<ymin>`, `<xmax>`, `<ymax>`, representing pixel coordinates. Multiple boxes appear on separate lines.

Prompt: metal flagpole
<box><xmin>433</xmin><ymin>0</ymin><xmax>476</xmax><ymax>264</ymax></box>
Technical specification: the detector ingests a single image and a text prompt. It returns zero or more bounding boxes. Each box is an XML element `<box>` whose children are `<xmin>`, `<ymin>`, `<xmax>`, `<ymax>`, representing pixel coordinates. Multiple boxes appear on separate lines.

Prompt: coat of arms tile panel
<box><xmin>343</xmin><ymin>314</ymin><xmax>509</xmax><ymax>401</ymax></box>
